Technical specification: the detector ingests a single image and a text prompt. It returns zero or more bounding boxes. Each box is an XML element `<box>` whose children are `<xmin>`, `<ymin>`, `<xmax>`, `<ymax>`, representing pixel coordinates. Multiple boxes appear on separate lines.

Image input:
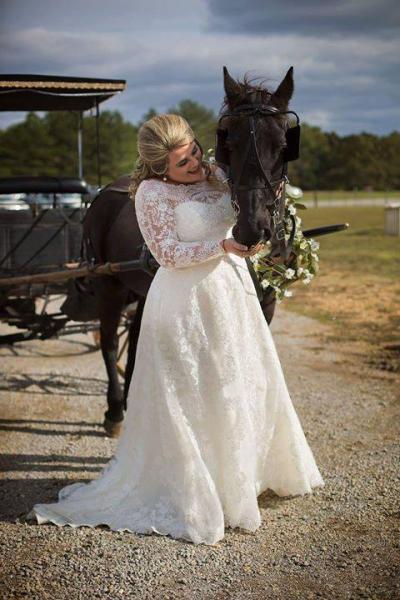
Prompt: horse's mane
<box><xmin>220</xmin><ymin>73</ymin><xmax>273</xmax><ymax>113</ymax></box>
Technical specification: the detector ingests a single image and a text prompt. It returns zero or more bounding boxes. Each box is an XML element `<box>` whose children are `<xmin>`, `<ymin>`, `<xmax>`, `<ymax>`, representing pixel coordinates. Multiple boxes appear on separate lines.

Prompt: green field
<box><xmin>284</xmin><ymin>206</ymin><xmax>400</xmax><ymax>371</ymax></box>
<box><xmin>301</xmin><ymin>190</ymin><xmax>400</xmax><ymax>202</ymax></box>
<box><xmin>300</xmin><ymin>206</ymin><xmax>400</xmax><ymax>279</ymax></box>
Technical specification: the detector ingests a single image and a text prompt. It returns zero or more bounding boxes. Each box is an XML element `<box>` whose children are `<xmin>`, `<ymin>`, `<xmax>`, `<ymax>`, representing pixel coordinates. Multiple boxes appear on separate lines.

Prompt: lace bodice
<box><xmin>135</xmin><ymin>167</ymin><xmax>236</xmax><ymax>269</ymax></box>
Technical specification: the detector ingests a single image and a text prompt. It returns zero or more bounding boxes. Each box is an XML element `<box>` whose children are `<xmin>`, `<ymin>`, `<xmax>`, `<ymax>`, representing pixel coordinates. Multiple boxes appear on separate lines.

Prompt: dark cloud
<box><xmin>206</xmin><ymin>0</ymin><xmax>400</xmax><ymax>36</ymax></box>
<box><xmin>0</xmin><ymin>1</ymin><xmax>399</xmax><ymax>135</ymax></box>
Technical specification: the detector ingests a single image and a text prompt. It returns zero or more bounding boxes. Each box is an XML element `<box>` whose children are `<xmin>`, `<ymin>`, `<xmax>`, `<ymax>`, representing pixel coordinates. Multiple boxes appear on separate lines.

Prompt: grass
<box><xmin>283</xmin><ymin>207</ymin><xmax>400</xmax><ymax>371</ymax></box>
<box><xmin>301</xmin><ymin>190</ymin><xmax>400</xmax><ymax>202</ymax></box>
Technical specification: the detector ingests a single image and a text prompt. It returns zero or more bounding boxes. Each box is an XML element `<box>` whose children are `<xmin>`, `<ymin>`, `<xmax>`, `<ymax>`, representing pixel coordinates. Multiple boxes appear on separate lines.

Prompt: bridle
<box><xmin>216</xmin><ymin>103</ymin><xmax>301</xmax><ymax>260</ymax></box>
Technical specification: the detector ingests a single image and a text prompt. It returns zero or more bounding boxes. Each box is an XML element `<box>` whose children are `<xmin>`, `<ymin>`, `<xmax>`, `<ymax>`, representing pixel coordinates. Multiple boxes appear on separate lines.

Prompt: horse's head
<box><xmin>216</xmin><ymin>66</ymin><xmax>300</xmax><ymax>258</ymax></box>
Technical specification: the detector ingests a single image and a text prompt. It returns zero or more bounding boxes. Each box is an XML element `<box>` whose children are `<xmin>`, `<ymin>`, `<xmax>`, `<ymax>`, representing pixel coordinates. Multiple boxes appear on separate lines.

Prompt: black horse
<box><xmin>83</xmin><ymin>66</ymin><xmax>297</xmax><ymax>436</ymax></box>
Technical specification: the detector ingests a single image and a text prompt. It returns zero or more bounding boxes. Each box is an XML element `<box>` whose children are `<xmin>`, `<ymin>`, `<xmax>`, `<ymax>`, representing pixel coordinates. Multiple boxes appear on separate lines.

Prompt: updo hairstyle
<box><xmin>129</xmin><ymin>113</ymin><xmax>227</xmax><ymax>201</ymax></box>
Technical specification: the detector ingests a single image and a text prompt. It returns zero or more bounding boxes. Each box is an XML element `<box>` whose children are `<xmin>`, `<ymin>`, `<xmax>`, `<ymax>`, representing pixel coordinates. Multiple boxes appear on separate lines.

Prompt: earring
<box><xmin>162</xmin><ymin>175</ymin><xmax>167</xmax><ymax>182</ymax></box>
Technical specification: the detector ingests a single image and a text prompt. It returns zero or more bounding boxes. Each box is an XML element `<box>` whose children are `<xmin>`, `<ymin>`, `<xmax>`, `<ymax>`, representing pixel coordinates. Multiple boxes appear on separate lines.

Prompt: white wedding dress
<box><xmin>30</xmin><ymin>167</ymin><xmax>324</xmax><ymax>545</ymax></box>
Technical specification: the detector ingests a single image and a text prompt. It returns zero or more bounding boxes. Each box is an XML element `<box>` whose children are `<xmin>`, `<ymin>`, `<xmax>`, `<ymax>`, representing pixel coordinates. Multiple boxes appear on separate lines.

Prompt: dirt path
<box><xmin>0</xmin><ymin>307</ymin><xmax>398</xmax><ymax>600</ymax></box>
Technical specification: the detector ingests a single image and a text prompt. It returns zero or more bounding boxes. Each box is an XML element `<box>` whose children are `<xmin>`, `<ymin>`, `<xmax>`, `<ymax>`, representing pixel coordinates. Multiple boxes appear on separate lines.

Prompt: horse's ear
<box><xmin>271</xmin><ymin>66</ymin><xmax>294</xmax><ymax>109</ymax></box>
<box><xmin>223</xmin><ymin>66</ymin><xmax>241</xmax><ymax>105</ymax></box>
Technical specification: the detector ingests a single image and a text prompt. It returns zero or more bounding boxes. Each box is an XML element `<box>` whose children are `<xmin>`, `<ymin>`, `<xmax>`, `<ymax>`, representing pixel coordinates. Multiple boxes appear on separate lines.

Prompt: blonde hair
<box><xmin>129</xmin><ymin>113</ymin><xmax>227</xmax><ymax>201</ymax></box>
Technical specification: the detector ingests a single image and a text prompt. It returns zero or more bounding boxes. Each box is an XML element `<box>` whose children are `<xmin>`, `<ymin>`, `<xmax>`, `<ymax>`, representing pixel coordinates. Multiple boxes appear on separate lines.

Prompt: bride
<box><xmin>29</xmin><ymin>113</ymin><xmax>324</xmax><ymax>545</ymax></box>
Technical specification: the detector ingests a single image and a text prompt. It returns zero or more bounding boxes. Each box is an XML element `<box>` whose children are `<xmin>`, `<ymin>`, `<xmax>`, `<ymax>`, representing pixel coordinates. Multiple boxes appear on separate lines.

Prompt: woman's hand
<box><xmin>221</xmin><ymin>238</ymin><xmax>266</xmax><ymax>258</ymax></box>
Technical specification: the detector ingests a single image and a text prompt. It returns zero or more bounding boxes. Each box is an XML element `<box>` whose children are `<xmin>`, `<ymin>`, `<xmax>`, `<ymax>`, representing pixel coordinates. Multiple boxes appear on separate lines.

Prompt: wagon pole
<box><xmin>0</xmin><ymin>224</ymin><xmax>349</xmax><ymax>292</ymax></box>
<box><xmin>0</xmin><ymin>257</ymin><xmax>159</xmax><ymax>291</ymax></box>
<box><xmin>302</xmin><ymin>223</ymin><xmax>349</xmax><ymax>238</ymax></box>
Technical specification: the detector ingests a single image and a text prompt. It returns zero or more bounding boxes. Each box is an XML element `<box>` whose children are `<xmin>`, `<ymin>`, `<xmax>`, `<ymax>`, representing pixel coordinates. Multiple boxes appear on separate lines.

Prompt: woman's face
<box><xmin>165</xmin><ymin>139</ymin><xmax>206</xmax><ymax>184</ymax></box>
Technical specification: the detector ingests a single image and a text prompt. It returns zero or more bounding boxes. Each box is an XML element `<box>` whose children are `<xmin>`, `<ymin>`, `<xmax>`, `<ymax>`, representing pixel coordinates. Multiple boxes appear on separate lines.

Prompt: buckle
<box><xmin>272</xmin><ymin>211</ymin><xmax>282</xmax><ymax>225</ymax></box>
<box><xmin>276</xmin><ymin>228</ymin><xmax>286</xmax><ymax>241</ymax></box>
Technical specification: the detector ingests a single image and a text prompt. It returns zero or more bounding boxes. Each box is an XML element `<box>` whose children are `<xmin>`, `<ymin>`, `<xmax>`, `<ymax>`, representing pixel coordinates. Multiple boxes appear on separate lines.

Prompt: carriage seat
<box><xmin>0</xmin><ymin>176</ymin><xmax>90</xmax><ymax>195</ymax></box>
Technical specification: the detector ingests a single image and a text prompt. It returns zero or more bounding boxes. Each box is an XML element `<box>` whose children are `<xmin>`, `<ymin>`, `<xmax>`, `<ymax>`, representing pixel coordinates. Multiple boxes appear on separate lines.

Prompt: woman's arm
<box><xmin>135</xmin><ymin>182</ymin><xmax>226</xmax><ymax>269</ymax></box>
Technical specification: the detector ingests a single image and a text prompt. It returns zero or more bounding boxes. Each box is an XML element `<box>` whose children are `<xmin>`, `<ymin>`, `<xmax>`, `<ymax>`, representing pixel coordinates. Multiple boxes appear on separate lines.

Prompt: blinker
<box><xmin>283</xmin><ymin>124</ymin><xmax>300</xmax><ymax>162</ymax></box>
<box><xmin>215</xmin><ymin>128</ymin><xmax>229</xmax><ymax>164</ymax></box>
<box><xmin>215</xmin><ymin>109</ymin><xmax>301</xmax><ymax>166</ymax></box>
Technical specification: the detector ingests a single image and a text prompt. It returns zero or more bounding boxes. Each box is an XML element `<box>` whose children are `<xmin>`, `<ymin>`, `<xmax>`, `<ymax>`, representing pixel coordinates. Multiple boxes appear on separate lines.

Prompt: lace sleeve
<box><xmin>135</xmin><ymin>181</ymin><xmax>225</xmax><ymax>270</ymax></box>
<box><xmin>213</xmin><ymin>164</ymin><xmax>229</xmax><ymax>182</ymax></box>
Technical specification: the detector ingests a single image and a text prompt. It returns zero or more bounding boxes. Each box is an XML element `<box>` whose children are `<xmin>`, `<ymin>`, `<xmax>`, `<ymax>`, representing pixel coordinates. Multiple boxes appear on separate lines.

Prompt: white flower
<box><xmin>299</xmin><ymin>239</ymin><xmax>308</xmax><ymax>250</ymax></box>
<box><xmin>255</xmin><ymin>181</ymin><xmax>319</xmax><ymax>300</ymax></box>
<box><xmin>294</xmin><ymin>231</ymin><xmax>303</xmax><ymax>242</ymax></box>
<box><xmin>310</xmin><ymin>239</ymin><xmax>320</xmax><ymax>252</ymax></box>
<box><xmin>284</xmin><ymin>289</ymin><xmax>293</xmax><ymax>297</ymax></box>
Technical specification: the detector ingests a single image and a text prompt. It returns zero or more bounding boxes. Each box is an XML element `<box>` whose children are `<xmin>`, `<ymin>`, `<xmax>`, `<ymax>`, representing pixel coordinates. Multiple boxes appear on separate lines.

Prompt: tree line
<box><xmin>0</xmin><ymin>100</ymin><xmax>399</xmax><ymax>190</ymax></box>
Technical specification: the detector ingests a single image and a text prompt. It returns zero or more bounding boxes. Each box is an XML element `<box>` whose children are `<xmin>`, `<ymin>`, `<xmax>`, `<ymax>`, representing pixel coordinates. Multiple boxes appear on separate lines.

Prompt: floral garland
<box><xmin>249</xmin><ymin>183</ymin><xmax>320</xmax><ymax>303</ymax></box>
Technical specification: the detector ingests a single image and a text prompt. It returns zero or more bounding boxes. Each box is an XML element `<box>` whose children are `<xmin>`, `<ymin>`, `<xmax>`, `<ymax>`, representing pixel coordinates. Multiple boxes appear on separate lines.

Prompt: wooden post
<box><xmin>96</xmin><ymin>100</ymin><xmax>101</xmax><ymax>188</ymax></box>
<box><xmin>384</xmin><ymin>204</ymin><xmax>400</xmax><ymax>236</ymax></box>
<box><xmin>77</xmin><ymin>111</ymin><xmax>83</xmax><ymax>179</ymax></box>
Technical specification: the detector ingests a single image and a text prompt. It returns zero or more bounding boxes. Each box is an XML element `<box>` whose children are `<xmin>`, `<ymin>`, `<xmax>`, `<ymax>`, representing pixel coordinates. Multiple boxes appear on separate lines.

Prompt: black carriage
<box><xmin>0</xmin><ymin>75</ymin><xmax>157</xmax><ymax>346</ymax></box>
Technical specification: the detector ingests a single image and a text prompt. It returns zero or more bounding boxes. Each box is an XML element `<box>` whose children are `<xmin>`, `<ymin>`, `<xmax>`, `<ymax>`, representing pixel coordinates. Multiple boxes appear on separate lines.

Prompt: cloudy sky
<box><xmin>0</xmin><ymin>0</ymin><xmax>399</xmax><ymax>135</ymax></box>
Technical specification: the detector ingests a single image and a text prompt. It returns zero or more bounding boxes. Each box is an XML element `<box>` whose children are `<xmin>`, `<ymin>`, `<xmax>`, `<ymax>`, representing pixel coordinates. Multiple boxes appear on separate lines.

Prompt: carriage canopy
<box><xmin>0</xmin><ymin>74</ymin><xmax>126</xmax><ymax>112</ymax></box>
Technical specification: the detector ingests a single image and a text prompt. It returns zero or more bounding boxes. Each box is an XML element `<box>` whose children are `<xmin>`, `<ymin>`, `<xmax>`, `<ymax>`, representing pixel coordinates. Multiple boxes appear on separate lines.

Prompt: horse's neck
<box><xmin>107</xmin><ymin>175</ymin><xmax>131</xmax><ymax>193</ymax></box>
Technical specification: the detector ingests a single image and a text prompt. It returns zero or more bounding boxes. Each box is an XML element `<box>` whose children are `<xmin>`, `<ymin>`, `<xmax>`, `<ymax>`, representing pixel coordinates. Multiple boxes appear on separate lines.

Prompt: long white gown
<box><xmin>30</xmin><ymin>167</ymin><xmax>324</xmax><ymax>545</ymax></box>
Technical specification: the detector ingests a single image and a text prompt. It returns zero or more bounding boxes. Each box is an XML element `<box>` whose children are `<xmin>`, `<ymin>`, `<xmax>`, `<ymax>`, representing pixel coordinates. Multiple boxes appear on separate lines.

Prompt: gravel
<box><xmin>0</xmin><ymin>307</ymin><xmax>399</xmax><ymax>599</ymax></box>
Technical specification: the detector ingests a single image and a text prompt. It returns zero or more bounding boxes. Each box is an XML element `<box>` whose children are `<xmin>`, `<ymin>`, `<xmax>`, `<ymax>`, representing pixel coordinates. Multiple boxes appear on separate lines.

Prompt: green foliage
<box><xmin>0</xmin><ymin>110</ymin><xmax>138</xmax><ymax>185</ymax></box>
<box><xmin>167</xmin><ymin>99</ymin><xmax>217</xmax><ymax>154</ymax></box>
<box><xmin>137</xmin><ymin>108</ymin><xmax>158</xmax><ymax>128</ymax></box>
<box><xmin>289</xmin><ymin>127</ymin><xmax>400</xmax><ymax>190</ymax></box>
<box><xmin>250</xmin><ymin>192</ymin><xmax>320</xmax><ymax>303</ymax></box>
<box><xmin>82</xmin><ymin>111</ymin><xmax>137</xmax><ymax>184</ymax></box>
<box><xmin>0</xmin><ymin>103</ymin><xmax>399</xmax><ymax>190</ymax></box>
<box><xmin>288</xmin><ymin>123</ymin><xmax>331</xmax><ymax>189</ymax></box>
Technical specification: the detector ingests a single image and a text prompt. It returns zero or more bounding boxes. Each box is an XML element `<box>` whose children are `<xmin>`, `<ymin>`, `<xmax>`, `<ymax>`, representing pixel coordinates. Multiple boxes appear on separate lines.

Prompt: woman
<box><xmin>29</xmin><ymin>114</ymin><xmax>324</xmax><ymax>545</ymax></box>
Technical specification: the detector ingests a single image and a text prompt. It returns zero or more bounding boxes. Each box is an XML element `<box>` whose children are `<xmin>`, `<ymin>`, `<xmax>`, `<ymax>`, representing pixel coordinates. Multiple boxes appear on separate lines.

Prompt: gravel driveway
<box><xmin>0</xmin><ymin>307</ymin><xmax>398</xmax><ymax>600</ymax></box>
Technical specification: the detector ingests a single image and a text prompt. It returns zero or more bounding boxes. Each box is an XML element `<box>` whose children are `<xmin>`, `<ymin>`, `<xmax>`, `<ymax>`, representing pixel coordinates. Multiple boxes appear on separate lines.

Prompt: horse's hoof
<box><xmin>103</xmin><ymin>417</ymin><xmax>123</xmax><ymax>438</ymax></box>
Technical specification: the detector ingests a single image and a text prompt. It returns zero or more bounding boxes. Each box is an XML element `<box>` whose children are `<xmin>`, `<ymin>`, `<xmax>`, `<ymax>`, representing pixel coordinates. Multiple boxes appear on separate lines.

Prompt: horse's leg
<box><xmin>96</xmin><ymin>278</ymin><xmax>128</xmax><ymax>437</ymax></box>
<box><xmin>123</xmin><ymin>296</ymin><xmax>146</xmax><ymax>408</ymax></box>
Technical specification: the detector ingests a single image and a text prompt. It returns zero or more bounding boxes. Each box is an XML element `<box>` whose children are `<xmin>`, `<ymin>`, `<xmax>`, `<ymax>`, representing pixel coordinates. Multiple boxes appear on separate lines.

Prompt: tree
<box><xmin>0</xmin><ymin>112</ymin><xmax>54</xmax><ymax>177</ymax></box>
<box><xmin>0</xmin><ymin>111</ymin><xmax>138</xmax><ymax>185</ymax></box>
<box><xmin>0</xmin><ymin>105</ymin><xmax>398</xmax><ymax>190</ymax></box>
<box><xmin>288</xmin><ymin>124</ymin><xmax>330</xmax><ymax>190</ymax></box>
<box><xmin>167</xmin><ymin>99</ymin><xmax>218</xmax><ymax>155</ymax></box>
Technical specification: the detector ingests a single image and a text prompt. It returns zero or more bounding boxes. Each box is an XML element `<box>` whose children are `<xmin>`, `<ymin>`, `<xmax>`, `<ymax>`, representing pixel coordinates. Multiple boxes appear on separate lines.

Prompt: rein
<box><xmin>216</xmin><ymin>103</ymin><xmax>300</xmax><ymax>261</ymax></box>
